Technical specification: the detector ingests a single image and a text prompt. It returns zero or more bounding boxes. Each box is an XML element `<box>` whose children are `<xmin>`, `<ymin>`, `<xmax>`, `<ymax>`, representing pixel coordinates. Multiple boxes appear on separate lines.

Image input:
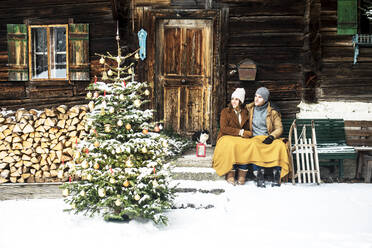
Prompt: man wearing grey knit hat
<box><xmin>245</xmin><ymin>86</ymin><xmax>285</xmax><ymax>187</ymax></box>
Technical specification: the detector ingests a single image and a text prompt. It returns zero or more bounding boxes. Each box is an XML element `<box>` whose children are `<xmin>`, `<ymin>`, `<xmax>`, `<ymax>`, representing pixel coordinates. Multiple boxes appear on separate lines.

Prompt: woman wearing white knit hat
<box><xmin>213</xmin><ymin>88</ymin><xmax>252</xmax><ymax>185</ymax></box>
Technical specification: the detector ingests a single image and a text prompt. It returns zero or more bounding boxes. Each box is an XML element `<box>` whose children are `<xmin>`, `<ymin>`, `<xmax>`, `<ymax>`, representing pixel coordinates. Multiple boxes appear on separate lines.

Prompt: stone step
<box><xmin>172</xmin><ymin>146</ymin><xmax>214</xmax><ymax>168</ymax></box>
<box><xmin>171</xmin><ymin>166</ymin><xmax>223</xmax><ymax>181</ymax></box>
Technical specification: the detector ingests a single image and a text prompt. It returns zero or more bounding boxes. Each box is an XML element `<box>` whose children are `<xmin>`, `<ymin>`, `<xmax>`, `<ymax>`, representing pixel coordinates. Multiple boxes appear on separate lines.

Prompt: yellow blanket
<box><xmin>212</xmin><ymin>135</ymin><xmax>290</xmax><ymax>178</ymax></box>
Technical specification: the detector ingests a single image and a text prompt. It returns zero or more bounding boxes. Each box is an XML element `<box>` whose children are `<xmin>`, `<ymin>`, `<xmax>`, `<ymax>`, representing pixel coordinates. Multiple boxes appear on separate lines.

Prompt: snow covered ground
<box><xmin>1</xmin><ymin>181</ymin><xmax>372</xmax><ymax>248</ymax></box>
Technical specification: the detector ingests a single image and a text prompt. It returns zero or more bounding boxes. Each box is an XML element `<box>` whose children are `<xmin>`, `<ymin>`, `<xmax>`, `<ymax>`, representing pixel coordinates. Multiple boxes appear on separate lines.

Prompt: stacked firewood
<box><xmin>0</xmin><ymin>105</ymin><xmax>88</xmax><ymax>183</ymax></box>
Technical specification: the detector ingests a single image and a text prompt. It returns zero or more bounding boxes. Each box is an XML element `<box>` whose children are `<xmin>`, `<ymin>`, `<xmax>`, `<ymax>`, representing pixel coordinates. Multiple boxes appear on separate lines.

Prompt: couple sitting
<box><xmin>212</xmin><ymin>87</ymin><xmax>290</xmax><ymax>187</ymax></box>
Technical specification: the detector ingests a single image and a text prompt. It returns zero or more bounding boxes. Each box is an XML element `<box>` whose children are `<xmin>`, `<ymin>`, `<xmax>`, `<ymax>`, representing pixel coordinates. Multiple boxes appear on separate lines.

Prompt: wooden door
<box><xmin>156</xmin><ymin>19</ymin><xmax>212</xmax><ymax>136</ymax></box>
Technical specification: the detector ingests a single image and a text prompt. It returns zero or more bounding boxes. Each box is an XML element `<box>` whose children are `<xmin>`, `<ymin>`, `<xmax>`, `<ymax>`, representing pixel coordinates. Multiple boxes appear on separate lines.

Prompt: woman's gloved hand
<box><xmin>263</xmin><ymin>135</ymin><xmax>274</xmax><ymax>144</ymax></box>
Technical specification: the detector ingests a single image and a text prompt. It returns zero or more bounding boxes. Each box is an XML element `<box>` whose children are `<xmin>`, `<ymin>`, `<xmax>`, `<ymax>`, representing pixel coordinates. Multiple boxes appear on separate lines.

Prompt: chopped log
<box><xmin>52</xmin><ymin>142</ymin><xmax>63</xmax><ymax>151</ymax></box>
<box><xmin>50</xmin><ymin>164</ymin><xmax>57</xmax><ymax>170</ymax></box>
<box><xmin>44</xmin><ymin>118</ymin><xmax>56</xmax><ymax>127</ymax></box>
<box><xmin>15</xmin><ymin>109</ymin><xmax>27</xmax><ymax>122</ymax></box>
<box><xmin>21</xmin><ymin>173</ymin><xmax>31</xmax><ymax>179</ymax></box>
<box><xmin>23</xmin><ymin>124</ymin><xmax>35</xmax><ymax>133</ymax></box>
<box><xmin>41</xmin><ymin>165</ymin><xmax>49</xmax><ymax>171</ymax></box>
<box><xmin>0</xmin><ymin>151</ymin><xmax>7</xmax><ymax>160</ymax></box>
<box><xmin>36</xmin><ymin>146</ymin><xmax>45</xmax><ymax>154</ymax></box>
<box><xmin>17</xmin><ymin>177</ymin><xmax>25</xmax><ymax>183</ymax></box>
<box><xmin>3</xmin><ymin>156</ymin><xmax>15</xmax><ymax>163</ymax></box>
<box><xmin>0</xmin><ymin>132</ymin><xmax>5</xmax><ymax>140</ymax></box>
<box><xmin>0</xmin><ymin>163</ymin><xmax>7</xmax><ymax>169</ymax></box>
<box><xmin>32</xmin><ymin>163</ymin><xmax>41</xmax><ymax>171</ymax></box>
<box><xmin>26</xmin><ymin>175</ymin><xmax>35</xmax><ymax>183</ymax></box>
<box><xmin>5</xmin><ymin>136</ymin><xmax>12</xmax><ymax>143</ymax></box>
<box><xmin>23</xmin><ymin>161</ymin><xmax>33</xmax><ymax>167</ymax></box>
<box><xmin>21</xmin><ymin>133</ymin><xmax>29</xmax><ymax>140</ymax></box>
<box><xmin>45</xmin><ymin>108</ymin><xmax>56</xmax><ymax>117</ymax></box>
<box><xmin>10</xmin><ymin>177</ymin><xmax>17</xmax><ymax>183</ymax></box>
<box><xmin>0</xmin><ymin>125</ymin><xmax>8</xmax><ymax>132</ymax></box>
<box><xmin>22</xmin><ymin>166</ymin><xmax>29</xmax><ymax>173</ymax></box>
<box><xmin>1</xmin><ymin>169</ymin><xmax>10</xmax><ymax>178</ymax></box>
<box><xmin>30</xmin><ymin>169</ymin><xmax>36</xmax><ymax>175</ymax></box>
<box><xmin>50</xmin><ymin>170</ymin><xmax>58</xmax><ymax>177</ymax></box>
<box><xmin>12</xmin><ymin>143</ymin><xmax>22</xmax><ymax>150</ymax></box>
<box><xmin>56</xmin><ymin>105</ymin><xmax>68</xmax><ymax>114</ymax></box>
<box><xmin>43</xmin><ymin>171</ymin><xmax>51</xmax><ymax>178</ymax></box>
<box><xmin>22</xmin><ymin>140</ymin><xmax>33</xmax><ymax>149</ymax></box>
<box><xmin>13</xmin><ymin>124</ymin><xmax>23</xmax><ymax>133</ymax></box>
<box><xmin>0</xmin><ymin>177</ymin><xmax>8</xmax><ymax>184</ymax></box>
<box><xmin>36</xmin><ymin>125</ymin><xmax>46</xmax><ymax>132</ymax></box>
<box><xmin>14</xmin><ymin>160</ymin><xmax>23</xmax><ymax>168</ymax></box>
<box><xmin>22</xmin><ymin>154</ymin><xmax>31</xmax><ymax>161</ymax></box>
<box><xmin>57</xmin><ymin>119</ymin><xmax>66</xmax><ymax>129</ymax></box>
<box><xmin>3</xmin><ymin>128</ymin><xmax>12</xmax><ymax>137</ymax></box>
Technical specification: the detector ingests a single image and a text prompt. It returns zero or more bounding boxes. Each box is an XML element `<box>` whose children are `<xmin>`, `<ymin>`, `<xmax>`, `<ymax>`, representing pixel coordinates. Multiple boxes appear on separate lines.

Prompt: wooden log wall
<box><xmin>320</xmin><ymin>0</ymin><xmax>372</xmax><ymax>101</ymax></box>
<box><xmin>0</xmin><ymin>0</ymin><xmax>121</xmax><ymax>110</ymax></box>
<box><xmin>223</xmin><ymin>0</ymin><xmax>306</xmax><ymax>118</ymax></box>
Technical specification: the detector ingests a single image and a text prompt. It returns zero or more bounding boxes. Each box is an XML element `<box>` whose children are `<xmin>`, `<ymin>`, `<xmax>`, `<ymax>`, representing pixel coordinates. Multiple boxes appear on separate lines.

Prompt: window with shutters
<box><xmin>29</xmin><ymin>25</ymin><xmax>68</xmax><ymax>80</ymax></box>
<box><xmin>338</xmin><ymin>0</ymin><xmax>372</xmax><ymax>35</ymax></box>
<box><xmin>7</xmin><ymin>23</ymin><xmax>89</xmax><ymax>82</ymax></box>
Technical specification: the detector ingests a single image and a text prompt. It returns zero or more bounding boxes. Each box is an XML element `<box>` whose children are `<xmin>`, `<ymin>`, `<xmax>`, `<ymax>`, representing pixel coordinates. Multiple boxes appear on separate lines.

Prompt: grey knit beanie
<box><xmin>255</xmin><ymin>87</ymin><xmax>270</xmax><ymax>102</ymax></box>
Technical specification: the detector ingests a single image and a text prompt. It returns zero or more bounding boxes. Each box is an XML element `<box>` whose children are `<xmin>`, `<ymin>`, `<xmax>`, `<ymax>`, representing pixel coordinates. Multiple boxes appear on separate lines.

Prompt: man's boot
<box><xmin>256</xmin><ymin>168</ymin><xmax>265</xmax><ymax>188</ymax></box>
<box><xmin>237</xmin><ymin>169</ymin><xmax>248</xmax><ymax>185</ymax></box>
<box><xmin>272</xmin><ymin>168</ymin><xmax>281</xmax><ymax>187</ymax></box>
<box><xmin>225</xmin><ymin>170</ymin><xmax>236</xmax><ymax>185</ymax></box>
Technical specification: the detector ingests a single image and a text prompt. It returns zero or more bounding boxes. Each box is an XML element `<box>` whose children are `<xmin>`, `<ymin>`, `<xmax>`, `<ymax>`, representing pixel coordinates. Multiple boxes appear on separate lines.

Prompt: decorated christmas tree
<box><xmin>61</xmin><ymin>31</ymin><xmax>190</xmax><ymax>225</ymax></box>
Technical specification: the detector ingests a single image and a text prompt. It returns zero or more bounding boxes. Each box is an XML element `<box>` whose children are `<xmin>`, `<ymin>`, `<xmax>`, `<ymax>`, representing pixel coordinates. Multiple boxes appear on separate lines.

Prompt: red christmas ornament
<box><xmin>110</xmin><ymin>167</ymin><xmax>113</xmax><ymax>175</ymax></box>
<box><xmin>69</xmin><ymin>176</ymin><xmax>72</xmax><ymax>183</ymax></box>
<box><xmin>94</xmin><ymin>76</ymin><xmax>97</xmax><ymax>84</ymax></box>
<box><xmin>153</xmin><ymin>167</ymin><xmax>156</xmax><ymax>174</ymax></box>
<box><xmin>123</xmin><ymin>80</ymin><xmax>126</xmax><ymax>87</ymax></box>
<box><xmin>85</xmin><ymin>148</ymin><xmax>89</xmax><ymax>154</ymax></box>
<box><xmin>75</xmin><ymin>138</ymin><xmax>78</xmax><ymax>145</ymax></box>
<box><xmin>104</xmin><ymin>90</ymin><xmax>106</xmax><ymax>97</ymax></box>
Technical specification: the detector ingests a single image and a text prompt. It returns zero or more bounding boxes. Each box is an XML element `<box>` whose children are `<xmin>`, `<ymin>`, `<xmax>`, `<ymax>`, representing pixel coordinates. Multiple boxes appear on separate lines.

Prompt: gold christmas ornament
<box><xmin>94</xmin><ymin>141</ymin><xmax>100</xmax><ymax>148</ymax></box>
<box><xmin>141</xmin><ymin>147</ymin><xmax>148</xmax><ymax>153</ymax></box>
<box><xmin>115</xmin><ymin>199</ymin><xmax>122</xmax><ymax>206</ymax></box>
<box><xmin>62</xmin><ymin>188</ymin><xmax>69</xmax><ymax>197</ymax></box>
<box><xmin>104</xmin><ymin>124</ymin><xmax>111</xmax><ymax>132</ymax></box>
<box><xmin>87</xmin><ymin>91</ymin><xmax>92</xmax><ymax>99</ymax></box>
<box><xmin>117</xmin><ymin>119</ymin><xmax>123</xmax><ymax>127</ymax></box>
<box><xmin>93</xmin><ymin>163</ymin><xmax>100</xmax><ymax>170</ymax></box>
<box><xmin>135</xmin><ymin>53</ymin><xmax>140</xmax><ymax>60</ymax></box>
<box><xmin>102</xmin><ymin>71</ymin><xmax>108</xmax><ymax>80</ymax></box>
<box><xmin>123</xmin><ymin>180</ymin><xmax>129</xmax><ymax>187</ymax></box>
<box><xmin>98</xmin><ymin>188</ymin><xmax>106</xmax><ymax>197</ymax></box>
<box><xmin>144</xmin><ymin>89</ymin><xmax>150</xmax><ymax>96</ymax></box>
<box><xmin>100</xmin><ymin>108</ymin><xmax>105</xmax><ymax>116</ymax></box>
<box><xmin>133</xmin><ymin>99</ymin><xmax>141</xmax><ymax>108</ymax></box>
<box><xmin>80</xmin><ymin>190</ymin><xmax>86</xmax><ymax>197</ymax></box>
<box><xmin>94</xmin><ymin>91</ymin><xmax>99</xmax><ymax>98</ymax></box>
<box><xmin>99</xmin><ymin>57</ymin><xmax>105</xmax><ymax>64</ymax></box>
<box><xmin>109</xmin><ymin>107</ymin><xmax>115</xmax><ymax>114</ymax></box>
<box><xmin>142</xmin><ymin>129</ymin><xmax>148</xmax><ymax>135</ymax></box>
<box><xmin>110</xmin><ymin>178</ymin><xmax>116</xmax><ymax>184</ymax></box>
<box><xmin>107</xmin><ymin>69</ymin><xmax>113</xmax><ymax>76</ymax></box>
<box><xmin>134</xmin><ymin>194</ymin><xmax>141</xmax><ymax>201</ymax></box>
<box><xmin>125</xmin><ymin>123</ymin><xmax>131</xmax><ymax>130</ymax></box>
<box><xmin>119</xmin><ymin>94</ymin><xmax>125</xmax><ymax>101</ymax></box>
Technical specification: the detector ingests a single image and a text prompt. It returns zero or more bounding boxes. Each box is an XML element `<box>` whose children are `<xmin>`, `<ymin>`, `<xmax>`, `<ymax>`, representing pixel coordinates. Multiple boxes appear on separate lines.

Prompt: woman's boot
<box><xmin>256</xmin><ymin>168</ymin><xmax>265</xmax><ymax>188</ymax></box>
<box><xmin>225</xmin><ymin>170</ymin><xmax>236</xmax><ymax>185</ymax></box>
<box><xmin>237</xmin><ymin>169</ymin><xmax>248</xmax><ymax>185</ymax></box>
<box><xmin>272</xmin><ymin>168</ymin><xmax>281</xmax><ymax>187</ymax></box>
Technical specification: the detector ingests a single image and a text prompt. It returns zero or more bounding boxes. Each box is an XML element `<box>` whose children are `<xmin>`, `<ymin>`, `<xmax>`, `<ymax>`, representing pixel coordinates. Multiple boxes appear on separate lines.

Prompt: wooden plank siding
<box><xmin>319</xmin><ymin>0</ymin><xmax>372</xmax><ymax>101</ymax></box>
<box><xmin>225</xmin><ymin>0</ymin><xmax>306</xmax><ymax>118</ymax></box>
<box><xmin>0</xmin><ymin>0</ymin><xmax>121</xmax><ymax>110</ymax></box>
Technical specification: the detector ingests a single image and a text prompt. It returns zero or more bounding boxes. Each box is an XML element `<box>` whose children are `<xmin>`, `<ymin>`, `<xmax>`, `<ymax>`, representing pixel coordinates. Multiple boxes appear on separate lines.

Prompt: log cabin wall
<box><xmin>319</xmin><ymin>0</ymin><xmax>372</xmax><ymax>101</ymax></box>
<box><xmin>0</xmin><ymin>0</ymin><xmax>123</xmax><ymax>110</ymax></box>
<box><xmin>223</xmin><ymin>0</ymin><xmax>308</xmax><ymax>118</ymax></box>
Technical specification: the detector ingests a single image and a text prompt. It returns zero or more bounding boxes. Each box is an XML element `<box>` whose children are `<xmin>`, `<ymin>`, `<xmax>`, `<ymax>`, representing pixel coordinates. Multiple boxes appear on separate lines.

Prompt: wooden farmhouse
<box><xmin>1</xmin><ymin>0</ymin><xmax>371</xmax><ymax>144</ymax></box>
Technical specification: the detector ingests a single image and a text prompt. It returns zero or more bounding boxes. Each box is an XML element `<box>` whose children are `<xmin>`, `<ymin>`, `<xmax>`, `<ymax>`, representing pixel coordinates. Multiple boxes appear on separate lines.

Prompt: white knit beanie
<box><xmin>231</xmin><ymin>88</ymin><xmax>246</xmax><ymax>104</ymax></box>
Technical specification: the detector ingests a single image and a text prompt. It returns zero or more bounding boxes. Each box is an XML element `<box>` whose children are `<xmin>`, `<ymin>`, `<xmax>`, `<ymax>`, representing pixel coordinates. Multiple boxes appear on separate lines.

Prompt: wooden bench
<box><xmin>344</xmin><ymin>120</ymin><xmax>372</xmax><ymax>181</ymax></box>
<box><xmin>282</xmin><ymin>119</ymin><xmax>357</xmax><ymax>179</ymax></box>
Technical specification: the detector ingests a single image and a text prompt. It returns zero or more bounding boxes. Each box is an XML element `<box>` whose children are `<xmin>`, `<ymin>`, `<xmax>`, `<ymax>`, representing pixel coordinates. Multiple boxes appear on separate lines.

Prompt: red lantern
<box><xmin>196</xmin><ymin>143</ymin><xmax>206</xmax><ymax>157</ymax></box>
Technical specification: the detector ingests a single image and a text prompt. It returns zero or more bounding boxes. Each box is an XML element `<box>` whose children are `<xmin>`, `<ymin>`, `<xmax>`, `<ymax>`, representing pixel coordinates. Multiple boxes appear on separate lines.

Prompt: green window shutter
<box><xmin>7</xmin><ymin>24</ymin><xmax>28</xmax><ymax>81</ymax></box>
<box><xmin>337</xmin><ymin>0</ymin><xmax>358</xmax><ymax>35</ymax></box>
<box><xmin>69</xmin><ymin>24</ymin><xmax>89</xmax><ymax>80</ymax></box>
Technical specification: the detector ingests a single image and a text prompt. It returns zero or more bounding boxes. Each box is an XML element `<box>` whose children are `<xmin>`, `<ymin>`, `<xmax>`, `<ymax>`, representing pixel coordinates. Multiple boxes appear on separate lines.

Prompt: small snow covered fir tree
<box><xmin>61</xmin><ymin>33</ymin><xmax>190</xmax><ymax>225</ymax></box>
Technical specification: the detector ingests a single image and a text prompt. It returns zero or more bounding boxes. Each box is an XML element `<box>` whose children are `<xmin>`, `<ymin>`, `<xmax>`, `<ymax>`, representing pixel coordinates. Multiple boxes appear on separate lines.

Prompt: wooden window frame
<box><xmin>28</xmin><ymin>24</ymin><xmax>69</xmax><ymax>81</ymax></box>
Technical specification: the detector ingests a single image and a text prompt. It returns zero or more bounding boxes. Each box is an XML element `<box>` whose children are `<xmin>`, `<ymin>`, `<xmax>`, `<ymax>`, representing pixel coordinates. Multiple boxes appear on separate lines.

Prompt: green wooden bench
<box><xmin>282</xmin><ymin>119</ymin><xmax>357</xmax><ymax>179</ymax></box>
